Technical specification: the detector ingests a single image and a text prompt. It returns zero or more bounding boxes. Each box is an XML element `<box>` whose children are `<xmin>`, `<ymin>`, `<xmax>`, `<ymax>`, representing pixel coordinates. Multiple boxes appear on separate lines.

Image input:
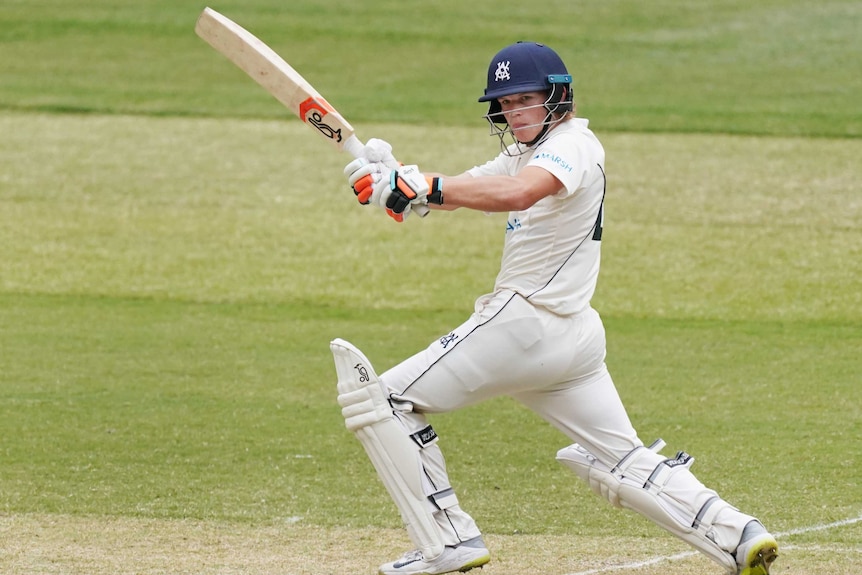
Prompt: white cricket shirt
<box><xmin>467</xmin><ymin>118</ymin><xmax>606</xmax><ymax>316</ymax></box>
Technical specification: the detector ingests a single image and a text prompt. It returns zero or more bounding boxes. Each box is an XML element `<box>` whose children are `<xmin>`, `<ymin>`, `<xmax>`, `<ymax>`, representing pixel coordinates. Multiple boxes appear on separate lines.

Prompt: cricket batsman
<box><xmin>333</xmin><ymin>41</ymin><xmax>779</xmax><ymax>575</ymax></box>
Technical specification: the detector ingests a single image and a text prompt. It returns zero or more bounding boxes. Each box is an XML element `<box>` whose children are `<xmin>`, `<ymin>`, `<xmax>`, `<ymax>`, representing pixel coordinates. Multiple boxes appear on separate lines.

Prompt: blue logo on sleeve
<box><xmin>533</xmin><ymin>151</ymin><xmax>573</xmax><ymax>173</ymax></box>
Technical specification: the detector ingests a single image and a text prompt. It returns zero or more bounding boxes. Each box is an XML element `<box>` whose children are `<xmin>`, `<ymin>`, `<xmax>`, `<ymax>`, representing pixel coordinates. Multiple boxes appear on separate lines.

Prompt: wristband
<box><xmin>426</xmin><ymin>177</ymin><xmax>444</xmax><ymax>205</ymax></box>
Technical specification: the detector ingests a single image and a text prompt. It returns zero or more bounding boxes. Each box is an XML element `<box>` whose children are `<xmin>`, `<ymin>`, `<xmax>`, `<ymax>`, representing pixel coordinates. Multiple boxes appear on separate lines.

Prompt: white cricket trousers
<box><xmin>379</xmin><ymin>290</ymin><xmax>643</xmax><ymax>545</ymax></box>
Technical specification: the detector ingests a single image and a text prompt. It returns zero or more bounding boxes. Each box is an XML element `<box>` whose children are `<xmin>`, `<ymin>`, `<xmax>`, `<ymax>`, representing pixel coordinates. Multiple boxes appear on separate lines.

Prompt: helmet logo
<box><xmin>494</xmin><ymin>60</ymin><xmax>511</xmax><ymax>82</ymax></box>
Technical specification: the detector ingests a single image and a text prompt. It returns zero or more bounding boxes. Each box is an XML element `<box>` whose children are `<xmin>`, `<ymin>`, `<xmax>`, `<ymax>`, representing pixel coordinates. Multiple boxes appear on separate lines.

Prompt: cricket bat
<box><xmin>194</xmin><ymin>7</ymin><xmax>365</xmax><ymax>158</ymax></box>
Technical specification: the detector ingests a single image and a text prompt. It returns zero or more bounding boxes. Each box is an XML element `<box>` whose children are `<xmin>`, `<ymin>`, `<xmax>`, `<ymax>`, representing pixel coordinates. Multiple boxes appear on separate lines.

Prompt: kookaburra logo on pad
<box><xmin>354</xmin><ymin>363</ymin><xmax>370</xmax><ymax>383</ymax></box>
<box><xmin>495</xmin><ymin>60</ymin><xmax>511</xmax><ymax>81</ymax></box>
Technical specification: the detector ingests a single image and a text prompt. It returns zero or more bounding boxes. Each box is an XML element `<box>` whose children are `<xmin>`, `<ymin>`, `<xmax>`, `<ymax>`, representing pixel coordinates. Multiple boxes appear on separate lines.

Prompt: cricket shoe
<box><xmin>734</xmin><ymin>521</ymin><xmax>778</xmax><ymax>575</ymax></box>
<box><xmin>379</xmin><ymin>536</ymin><xmax>490</xmax><ymax>575</ymax></box>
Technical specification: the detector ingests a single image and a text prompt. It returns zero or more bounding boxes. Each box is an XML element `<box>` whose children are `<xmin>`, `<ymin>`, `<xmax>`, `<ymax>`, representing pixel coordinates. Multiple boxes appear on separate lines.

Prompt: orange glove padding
<box><xmin>345</xmin><ymin>158</ymin><xmax>389</xmax><ymax>205</ymax></box>
<box><xmin>353</xmin><ymin>173</ymin><xmax>376</xmax><ymax>205</ymax></box>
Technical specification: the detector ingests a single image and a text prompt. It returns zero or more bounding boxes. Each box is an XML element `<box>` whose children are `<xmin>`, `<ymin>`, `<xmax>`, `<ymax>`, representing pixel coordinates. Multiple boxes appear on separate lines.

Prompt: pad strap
<box><xmin>612</xmin><ymin>438</ymin><xmax>667</xmax><ymax>476</ymax></box>
<box><xmin>644</xmin><ymin>451</ymin><xmax>695</xmax><ymax>491</ymax></box>
<box><xmin>693</xmin><ymin>495</ymin><xmax>726</xmax><ymax>533</ymax></box>
<box><xmin>429</xmin><ymin>487</ymin><xmax>459</xmax><ymax>511</ymax></box>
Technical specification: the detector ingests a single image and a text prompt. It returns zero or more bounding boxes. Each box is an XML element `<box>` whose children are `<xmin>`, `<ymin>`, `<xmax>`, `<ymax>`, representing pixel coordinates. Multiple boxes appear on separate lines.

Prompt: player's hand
<box><xmin>344</xmin><ymin>160</ymin><xmax>440</xmax><ymax>223</ymax></box>
<box><xmin>359</xmin><ymin>139</ymin><xmax>433</xmax><ymax>218</ymax></box>
<box><xmin>362</xmin><ymin>138</ymin><xmax>398</xmax><ymax>169</ymax></box>
<box><xmin>372</xmin><ymin>165</ymin><xmax>444</xmax><ymax>217</ymax></box>
<box><xmin>344</xmin><ymin>158</ymin><xmax>390</xmax><ymax>205</ymax></box>
<box><xmin>343</xmin><ymin>159</ymin><xmax>411</xmax><ymax>222</ymax></box>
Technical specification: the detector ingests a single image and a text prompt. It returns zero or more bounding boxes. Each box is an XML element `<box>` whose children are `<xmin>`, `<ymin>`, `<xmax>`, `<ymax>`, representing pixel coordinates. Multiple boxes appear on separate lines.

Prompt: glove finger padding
<box><xmin>384</xmin><ymin>165</ymin><xmax>429</xmax><ymax>215</ymax></box>
<box><xmin>370</xmin><ymin>175</ymin><xmax>412</xmax><ymax>223</ymax></box>
<box><xmin>354</xmin><ymin>175</ymin><xmax>375</xmax><ymax>204</ymax></box>
<box><xmin>386</xmin><ymin>205</ymin><xmax>411</xmax><ymax>223</ymax></box>
<box><xmin>386</xmin><ymin>172</ymin><xmax>414</xmax><ymax>214</ymax></box>
<box><xmin>345</xmin><ymin>159</ymin><xmax>389</xmax><ymax>205</ymax></box>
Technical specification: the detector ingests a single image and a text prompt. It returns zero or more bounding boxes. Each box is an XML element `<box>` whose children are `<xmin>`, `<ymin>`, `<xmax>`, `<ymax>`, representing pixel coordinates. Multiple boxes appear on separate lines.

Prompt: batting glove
<box><xmin>344</xmin><ymin>159</ymin><xmax>412</xmax><ymax>222</ymax></box>
<box><xmin>344</xmin><ymin>138</ymin><xmax>399</xmax><ymax>205</ymax></box>
<box><xmin>358</xmin><ymin>139</ymin><xmax>436</xmax><ymax>218</ymax></box>
<box><xmin>362</xmin><ymin>138</ymin><xmax>398</xmax><ymax>168</ymax></box>
<box><xmin>344</xmin><ymin>160</ymin><xmax>438</xmax><ymax>223</ymax></box>
<box><xmin>345</xmin><ymin>158</ymin><xmax>390</xmax><ymax>205</ymax></box>
<box><xmin>375</xmin><ymin>165</ymin><xmax>444</xmax><ymax>218</ymax></box>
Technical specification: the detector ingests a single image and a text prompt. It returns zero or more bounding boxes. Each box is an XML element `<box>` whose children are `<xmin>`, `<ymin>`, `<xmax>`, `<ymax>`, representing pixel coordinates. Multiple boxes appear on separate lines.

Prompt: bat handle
<box><xmin>343</xmin><ymin>135</ymin><xmax>366</xmax><ymax>159</ymax></box>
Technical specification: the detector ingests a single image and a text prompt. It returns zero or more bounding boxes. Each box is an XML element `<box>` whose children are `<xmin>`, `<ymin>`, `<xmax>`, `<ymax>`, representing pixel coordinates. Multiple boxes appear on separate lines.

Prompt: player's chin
<box><xmin>512</xmin><ymin>126</ymin><xmax>541</xmax><ymax>144</ymax></box>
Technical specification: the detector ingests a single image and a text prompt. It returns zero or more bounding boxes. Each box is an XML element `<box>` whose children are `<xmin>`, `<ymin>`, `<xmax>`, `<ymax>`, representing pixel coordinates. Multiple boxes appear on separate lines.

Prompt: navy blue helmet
<box><xmin>479</xmin><ymin>41</ymin><xmax>573</xmax><ymax>122</ymax></box>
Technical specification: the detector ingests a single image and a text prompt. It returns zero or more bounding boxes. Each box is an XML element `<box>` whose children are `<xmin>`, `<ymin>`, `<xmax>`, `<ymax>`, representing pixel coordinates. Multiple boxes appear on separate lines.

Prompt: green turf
<box><xmin>0</xmin><ymin>0</ymin><xmax>860</xmax><ymax>562</ymax></box>
<box><xmin>2</xmin><ymin>292</ymin><xmax>860</xmax><ymax>535</ymax></box>
<box><xmin>1</xmin><ymin>111</ymin><xmax>860</xmax><ymax>539</ymax></box>
<box><xmin>1</xmin><ymin>0</ymin><xmax>860</xmax><ymax>137</ymax></box>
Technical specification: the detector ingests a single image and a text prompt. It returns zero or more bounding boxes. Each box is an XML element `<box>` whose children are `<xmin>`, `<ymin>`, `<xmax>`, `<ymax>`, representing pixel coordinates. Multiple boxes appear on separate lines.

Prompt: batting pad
<box><xmin>557</xmin><ymin>443</ymin><xmax>743</xmax><ymax>573</ymax></box>
<box><xmin>331</xmin><ymin>338</ymin><xmax>444</xmax><ymax>560</ymax></box>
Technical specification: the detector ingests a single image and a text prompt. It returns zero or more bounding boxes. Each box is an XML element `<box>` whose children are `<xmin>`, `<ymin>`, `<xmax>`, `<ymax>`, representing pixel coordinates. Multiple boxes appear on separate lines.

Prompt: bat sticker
<box><xmin>299</xmin><ymin>97</ymin><xmax>343</xmax><ymax>142</ymax></box>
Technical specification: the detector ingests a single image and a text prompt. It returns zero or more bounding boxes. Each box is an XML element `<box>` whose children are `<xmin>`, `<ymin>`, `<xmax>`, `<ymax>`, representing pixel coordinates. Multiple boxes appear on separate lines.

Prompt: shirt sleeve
<box><xmin>467</xmin><ymin>153</ymin><xmax>512</xmax><ymax>178</ymax></box>
<box><xmin>526</xmin><ymin>132</ymin><xmax>596</xmax><ymax>198</ymax></box>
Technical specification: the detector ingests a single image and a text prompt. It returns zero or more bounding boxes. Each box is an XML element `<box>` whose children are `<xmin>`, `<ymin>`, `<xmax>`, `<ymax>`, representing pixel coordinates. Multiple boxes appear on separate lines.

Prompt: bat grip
<box><xmin>343</xmin><ymin>135</ymin><xmax>366</xmax><ymax>159</ymax></box>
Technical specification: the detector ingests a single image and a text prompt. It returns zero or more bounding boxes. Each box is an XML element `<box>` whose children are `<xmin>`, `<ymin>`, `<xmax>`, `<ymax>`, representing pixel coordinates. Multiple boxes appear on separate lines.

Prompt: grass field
<box><xmin>1</xmin><ymin>1</ymin><xmax>861</xmax><ymax>574</ymax></box>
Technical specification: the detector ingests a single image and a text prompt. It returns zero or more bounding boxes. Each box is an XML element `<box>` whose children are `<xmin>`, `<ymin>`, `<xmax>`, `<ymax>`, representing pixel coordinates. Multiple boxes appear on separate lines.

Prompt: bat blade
<box><xmin>195</xmin><ymin>7</ymin><xmax>363</xmax><ymax>156</ymax></box>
